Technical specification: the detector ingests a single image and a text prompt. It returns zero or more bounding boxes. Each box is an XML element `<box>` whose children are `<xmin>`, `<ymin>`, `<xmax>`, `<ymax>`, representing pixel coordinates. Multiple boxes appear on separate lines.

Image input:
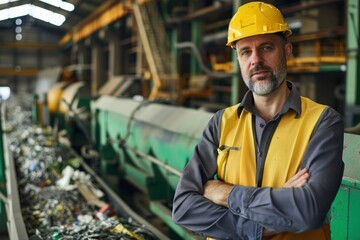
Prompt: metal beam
<box><xmin>0</xmin><ymin>69</ymin><xmax>38</xmax><ymax>76</ymax></box>
<box><xmin>0</xmin><ymin>42</ymin><xmax>58</xmax><ymax>49</ymax></box>
<box><xmin>166</xmin><ymin>2</ymin><xmax>232</xmax><ymax>25</ymax></box>
<box><xmin>280</xmin><ymin>0</ymin><xmax>343</xmax><ymax>15</ymax></box>
<box><xmin>289</xmin><ymin>27</ymin><xmax>346</xmax><ymax>42</ymax></box>
<box><xmin>59</xmin><ymin>0</ymin><xmax>149</xmax><ymax>45</ymax></box>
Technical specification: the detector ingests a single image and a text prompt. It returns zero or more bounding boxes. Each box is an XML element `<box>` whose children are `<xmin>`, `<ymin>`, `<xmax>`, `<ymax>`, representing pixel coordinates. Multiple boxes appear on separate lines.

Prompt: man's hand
<box><xmin>203</xmin><ymin>180</ymin><xmax>234</xmax><ymax>207</ymax></box>
<box><xmin>283</xmin><ymin>168</ymin><xmax>310</xmax><ymax>188</ymax></box>
<box><xmin>263</xmin><ymin>168</ymin><xmax>310</xmax><ymax>237</ymax></box>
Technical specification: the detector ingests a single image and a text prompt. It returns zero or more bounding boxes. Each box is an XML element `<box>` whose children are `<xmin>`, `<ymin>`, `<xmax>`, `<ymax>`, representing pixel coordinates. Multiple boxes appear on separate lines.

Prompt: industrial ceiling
<box><xmin>0</xmin><ymin>0</ymin><xmax>106</xmax><ymax>35</ymax></box>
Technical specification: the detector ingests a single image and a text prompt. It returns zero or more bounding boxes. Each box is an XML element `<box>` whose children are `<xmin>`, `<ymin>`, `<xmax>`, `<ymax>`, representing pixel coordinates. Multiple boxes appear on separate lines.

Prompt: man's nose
<box><xmin>251</xmin><ymin>51</ymin><xmax>263</xmax><ymax>66</ymax></box>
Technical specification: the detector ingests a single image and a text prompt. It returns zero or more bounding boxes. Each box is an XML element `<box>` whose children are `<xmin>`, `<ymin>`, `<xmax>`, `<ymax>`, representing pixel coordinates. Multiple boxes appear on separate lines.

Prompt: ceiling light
<box><xmin>30</xmin><ymin>5</ymin><xmax>66</xmax><ymax>26</ymax></box>
<box><xmin>15</xmin><ymin>33</ymin><xmax>22</xmax><ymax>40</ymax></box>
<box><xmin>39</xmin><ymin>0</ymin><xmax>62</xmax><ymax>8</ymax></box>
<box><xmin>61</xmin><ymin>2</ymin><xmax>74</xmax><ymax>12</ymax></box>
<box><xmin>0</xmin><ymin>4</ymin><xmax>29</xmax><ymax>21</ymax></box>
<box><xmin>39</xmin><ymin>0</ymin><xmax>74</xmax><ymax>12</ymax></box>
<box><xmin>0</xmin><ymin>0</ymin><xmax>19</xmax><ymax>5</ymax></box>
<box><xmin>0</xmin><ymin>9</ymin><xmax>8</xmax><ymax>21</ymax></box>
<box><xmin>50</xmin><ymin>12</ymin><xmax>66</xmax><ymax>26</ymax></box>
<box><xmin>0</xmin><ymin>4</ymin><xmax>67</xmax><ymax>26</ymax></box>
<box><xmin>0</xmin><ymin>0</ymin><xmax>74</xmax><ymax>12</ymax></box>
<box><xmin>30</xmin><ymin>5</ymin><xmax>52</xmax><ymax>22</ymax></box>
<box><xmin>15</xmin><ymin>18</ymin><xmax>22</xmax><ymax>25</ymax></box>
<box><xmin>9</xmin><ymin>4</ymin><xmax>30</xmax><ymax>18</ymax></box>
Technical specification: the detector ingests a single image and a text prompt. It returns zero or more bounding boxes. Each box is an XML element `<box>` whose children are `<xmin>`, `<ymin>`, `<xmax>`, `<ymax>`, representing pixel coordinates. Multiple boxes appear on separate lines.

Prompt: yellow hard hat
<box><xmin>227</xmin><ymin>2</ymin><xmax>292</xmax><ymax>48</ymax></box>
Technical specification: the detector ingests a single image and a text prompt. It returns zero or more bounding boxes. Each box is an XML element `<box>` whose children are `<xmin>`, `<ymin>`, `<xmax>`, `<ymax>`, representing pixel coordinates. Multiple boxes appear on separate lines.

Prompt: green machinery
<box><xmin>92</xmin><ymin>96</ymin><xmax>360</xmax><ymax>239</ymax></box>
<box><xmin>92</xmin><ymin>96</ymin><xmax>213</xmax><ymax>239</ymax></box>
<box><xmin>330</xmin><ymin>133</ymin><xmax>360</xmax><ymax>239</ymax></box>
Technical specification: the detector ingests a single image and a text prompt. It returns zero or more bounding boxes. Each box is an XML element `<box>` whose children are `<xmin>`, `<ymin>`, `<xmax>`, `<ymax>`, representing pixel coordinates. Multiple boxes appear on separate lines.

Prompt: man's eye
<box><xmin>262</xmin><ymin>46</ymin><xmax>273</xmax><ymax>51</ymax></box>
<box><xmin>240</xmin><ymin>50</ymin><xmax>250</xmax><ymax>56</ymax></box>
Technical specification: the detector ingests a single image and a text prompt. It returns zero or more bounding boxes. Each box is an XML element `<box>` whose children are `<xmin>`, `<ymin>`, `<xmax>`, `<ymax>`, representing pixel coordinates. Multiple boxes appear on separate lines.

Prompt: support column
<box><xmin>346</xmin><ymin>0</ymin><xmax>360</xmax><ymax>126</ymax></box>
<box><xmin>91</xmin><ymin>41</ymin><xmax>106</xmax><ymax>97</ymax></box>
<box><xmin>190</xmin><ymin>1</ymin><xmax>201</xmax><ymax>75</ymax></box>
<box><xmin>81</xmin><ymin>42</ymin><xmax>93</xmax><ymax>98</ymax></box>
<box><xmin>77</xmin><ymin>43</ymin><xmax>91</xmax><ymax>83</ymax></box>
<box><xmin>108</xmin><ymin>28</ymin><xmax>121</xmax><ymax>78</ymax></box>
<box><xmin>231</xmin><ymin>0</ymin><xmax>241</xmax><ymax>105</ymax></box>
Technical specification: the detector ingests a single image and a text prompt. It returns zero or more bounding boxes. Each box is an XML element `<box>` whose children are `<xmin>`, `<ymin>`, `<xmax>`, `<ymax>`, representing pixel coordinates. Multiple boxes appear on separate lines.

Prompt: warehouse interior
<box><xmin>0</xmin><ymin>0</ymin><xmax>359</xmax><ymax>239</ymax></box>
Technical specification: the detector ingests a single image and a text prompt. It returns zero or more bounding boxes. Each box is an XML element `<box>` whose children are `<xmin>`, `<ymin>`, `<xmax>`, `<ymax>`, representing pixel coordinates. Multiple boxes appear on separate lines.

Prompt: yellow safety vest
<box><xmin>215</xmin><ymin>96</ymin><xmax>329</xmax><ymax>240</ymax></box>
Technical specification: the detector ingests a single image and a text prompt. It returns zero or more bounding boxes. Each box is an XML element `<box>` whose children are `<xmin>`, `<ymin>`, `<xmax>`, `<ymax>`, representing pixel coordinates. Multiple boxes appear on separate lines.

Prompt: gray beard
<box><xmin>243</xmin><ymin>62</ymin><xmax>287</xmax><ymax>96</ymax></box>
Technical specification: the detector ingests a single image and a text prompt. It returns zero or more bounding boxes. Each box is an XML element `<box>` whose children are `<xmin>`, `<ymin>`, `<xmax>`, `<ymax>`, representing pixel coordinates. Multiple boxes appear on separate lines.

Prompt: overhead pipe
<box><xmin>281</xmin><ymin>0</ymin><xmax>343</xmax><ymax>14</ymax></box>
<box><xmin>176</xmin><ymin>42</ymin><xmax>237</xmax><ymax>78</ymax></box>
<box><xmin>166</xmin><ymin>0</ymin><xmax>342</xmax><ymax>25</ymax></box>
<box><xmin>166</xmin><ymin>2</ymin><xmax>232</xmax><ymax>25</ymax></box>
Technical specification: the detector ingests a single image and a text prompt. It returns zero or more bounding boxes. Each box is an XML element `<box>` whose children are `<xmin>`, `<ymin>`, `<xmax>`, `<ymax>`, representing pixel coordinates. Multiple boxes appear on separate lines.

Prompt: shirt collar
<box><xmin>238</xmin><ymin>81</ymin><xmax>301</xmax><ymax>118</ymax></box>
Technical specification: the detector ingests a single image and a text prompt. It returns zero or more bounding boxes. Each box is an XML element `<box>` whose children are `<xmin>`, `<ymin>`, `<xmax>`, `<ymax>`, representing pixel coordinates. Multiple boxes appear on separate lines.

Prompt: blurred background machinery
<box><xmin>0</xmin><ymin>0</ymin><xmax>360</xmax><ymax>239</ymax></box>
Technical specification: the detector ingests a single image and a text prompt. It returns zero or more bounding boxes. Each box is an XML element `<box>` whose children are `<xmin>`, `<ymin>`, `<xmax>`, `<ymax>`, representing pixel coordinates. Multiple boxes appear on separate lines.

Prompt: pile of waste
<box><xmin>4</xmin><ymin>98</ymin><xmax>159</xmax><ymax>240</ymax></box>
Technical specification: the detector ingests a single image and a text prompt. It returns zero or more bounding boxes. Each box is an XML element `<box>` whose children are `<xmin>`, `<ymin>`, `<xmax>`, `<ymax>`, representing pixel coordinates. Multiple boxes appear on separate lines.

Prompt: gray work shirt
<box><xmin>172</xmin><ymin>81</ymin><xmax>344</xmax><ymax>240</ymax></box>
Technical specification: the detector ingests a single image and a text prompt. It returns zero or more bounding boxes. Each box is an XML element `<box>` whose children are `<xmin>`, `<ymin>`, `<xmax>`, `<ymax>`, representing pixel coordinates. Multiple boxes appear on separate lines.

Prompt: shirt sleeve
<box><xmin>227</xmin><ymin>107</ymin><xmax>345</xmax><ymax>233</ymax></box>
<box><xmin>172</xmin><ymin>110</ymin><xmax>260</xmax><ymax>239</ymax></box>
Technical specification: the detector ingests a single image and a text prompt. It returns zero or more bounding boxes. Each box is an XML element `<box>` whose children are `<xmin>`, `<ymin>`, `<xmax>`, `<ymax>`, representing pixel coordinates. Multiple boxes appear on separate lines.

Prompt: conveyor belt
<box><xmin>1</xmin><ymin>99</ymin><xmax>169</xmax><ymax>240</ymax></box>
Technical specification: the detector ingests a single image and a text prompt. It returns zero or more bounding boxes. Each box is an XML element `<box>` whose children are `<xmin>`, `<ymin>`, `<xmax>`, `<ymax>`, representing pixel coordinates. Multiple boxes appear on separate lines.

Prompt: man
<box><xmin>172</xmin><ymin>2</ymin><xmax>344</xmax><ymax>240</ymax></box>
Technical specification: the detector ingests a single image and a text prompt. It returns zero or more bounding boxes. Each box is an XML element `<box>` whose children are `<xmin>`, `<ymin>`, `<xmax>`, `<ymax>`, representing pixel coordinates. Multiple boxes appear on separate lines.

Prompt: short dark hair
<box><xmin>276</xmin><ymin>32</ymin><xmax>288</xmax><ymax>43</ymax></box>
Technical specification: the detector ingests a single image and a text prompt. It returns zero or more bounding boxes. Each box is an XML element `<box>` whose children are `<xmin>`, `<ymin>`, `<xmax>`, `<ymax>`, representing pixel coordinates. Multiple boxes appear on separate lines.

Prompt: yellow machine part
<box><xmin>48</xmin><ymin>82</ymin><xmax>68</xmax><ymax>113</ymax></box>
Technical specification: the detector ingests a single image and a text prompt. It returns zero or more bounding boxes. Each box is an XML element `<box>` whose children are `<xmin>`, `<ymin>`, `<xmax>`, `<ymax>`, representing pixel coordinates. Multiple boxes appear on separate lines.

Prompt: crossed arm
<box><xmin>203</xmin><ymin>168</ymin><xmax>310</xmax><ymax>208</ymax></box>
<box><xmin>203</xmin><ymin>168</ymin><xmax>310</xmax><ymax>237</ymax></box>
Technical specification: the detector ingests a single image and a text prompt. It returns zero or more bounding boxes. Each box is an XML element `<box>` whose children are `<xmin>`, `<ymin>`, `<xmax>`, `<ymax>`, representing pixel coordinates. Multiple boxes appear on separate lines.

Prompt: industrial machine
<box><xmin>92</xmin><ymin>96</ymin><xmax>213</xmax><ymax>239</ymax></box>
<box><xmin>330</xmin><ymin>133</ymin><xmax>360</xmax><ymax>239</ymax></box>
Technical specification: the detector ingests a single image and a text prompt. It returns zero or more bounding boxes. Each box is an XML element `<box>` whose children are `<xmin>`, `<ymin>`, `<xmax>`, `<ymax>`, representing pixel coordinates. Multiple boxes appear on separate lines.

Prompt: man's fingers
<box><xmin>289</xmin><ymin>174</ymin><xmax>309</xmax><ymax>187</ymax></box>
<box><xmin>284</xmin><ymin>168</ymin><xmax>306</xmax><ymax>185</ymax></box>
<box><xmin>284</xmin><ymin>168</ymin><xmax>310</xmax><ymax>188</ymax></box>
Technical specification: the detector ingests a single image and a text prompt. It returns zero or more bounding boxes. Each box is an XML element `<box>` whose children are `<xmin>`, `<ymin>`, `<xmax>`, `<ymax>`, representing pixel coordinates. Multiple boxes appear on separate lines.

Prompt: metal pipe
<box><xmin>0</xmin><ymin>191</ymin><xmax>7</xmax><ymax>205</ymax></box>
<box><xmin>109</xmin><ymin>137</ymin><xmax>182</xmax><ymax>177</ymax></box>
<box><xmin>124</xmin><ymin>143</ymin><xmax>182</xmax><ymax>177</ymax></box>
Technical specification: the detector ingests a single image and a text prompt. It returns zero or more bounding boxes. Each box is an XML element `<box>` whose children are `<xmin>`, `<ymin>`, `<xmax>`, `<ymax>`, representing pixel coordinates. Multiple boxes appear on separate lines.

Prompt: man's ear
<box><xmin>285</xmin><ymin>43</ymin><xmax>293</xmax><ymax>58</ymax></box>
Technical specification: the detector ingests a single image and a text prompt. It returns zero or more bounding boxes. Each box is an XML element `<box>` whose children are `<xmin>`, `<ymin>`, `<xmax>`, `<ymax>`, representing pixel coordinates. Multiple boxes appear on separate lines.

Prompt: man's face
<box><xmin>235</xmin><ymin>34</ymin><xmax>292</xmax><ymax>96</ymax></box>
